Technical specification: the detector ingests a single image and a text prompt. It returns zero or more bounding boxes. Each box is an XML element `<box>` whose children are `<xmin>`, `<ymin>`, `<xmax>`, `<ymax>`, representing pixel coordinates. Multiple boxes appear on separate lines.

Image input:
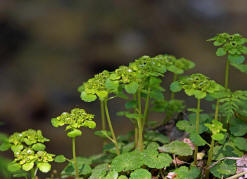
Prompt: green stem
<box><xmin>205</xmin><ymin>139</ymin><xmax>215</xmax><ymax>179</ymax></box>
<box><xmin>30</xmin><ymin>167</ymin><xmax>37</xmax><ymax>179</ymax></box>
<box><xmin>72</xmin><ymin>137</ymin><xmax>79</xmax><ymax>179</ymax></box>
<box><xmin>137</xmin><ymin>89</ymin><xmax>143</xmax><ymax>151</ymax></box>
<box><xmin>104</xmin><ymin>100</ymin><xmax>120</xmax><ymax>155</ymax></box>
<box><xmin>100</xmin><ymin>100</ymin><xmax>106</xmax><ymax>130</ymax></box>
<box><xmin>214</xmin><ymin>100</ymin><xmax>219</xmax><ymax>121</ymax></box>
<box><xmin>193</xmin><ymin>98</ymin><xmax>201</xmax><ymax>166</ymax></box>
<box><xmin>171</xmin><ymin>73</ymin><xmax>177</xmax><ymax>100</ymax></box>
<box><xmin>135</xmin><ymin>126</ymin><xmax>138</xmax><ymax>149</ymax></box>
<box><xmin>225</xmin><ymin>58</ymin><xmax>230</xmax><ymax>89</ymax></box>
<box><xmin>143</xmin><ymin>86</ymin><xmax>151</xmax><ymax>129</ymax></box>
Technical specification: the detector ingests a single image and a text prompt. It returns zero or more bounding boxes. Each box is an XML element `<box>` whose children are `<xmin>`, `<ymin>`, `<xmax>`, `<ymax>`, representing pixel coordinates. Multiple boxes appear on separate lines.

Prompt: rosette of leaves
<box><xmin>51</xmin><ymin>108</ymin><xmax>96</xmax><ymax>137</ymax></box>
<box><xmin>78</xmin><ymin>70</ymin><xmax>110</xmax><ymax>102</ymax></box>
<box><xmin>208</xmin><ymin>33</ymin><xmax>247</xmax><ymax>66</ymax></box>
<box><xmin>205</xmin><ymin>120</ymin><xmax>227</xmax><ymax>142</ymax></box>
<box><xmin>7</xmin><ymin>129</ymin><xmax>54</xmax><ymax>179</ymax></box>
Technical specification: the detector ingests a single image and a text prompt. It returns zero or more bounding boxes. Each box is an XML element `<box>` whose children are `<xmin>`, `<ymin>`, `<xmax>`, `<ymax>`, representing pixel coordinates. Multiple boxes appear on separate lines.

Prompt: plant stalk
<box><xmin>137</xmin><ymin>89</ymin><xmax>143</xmax><ymax>151</ymax></box>
<box><xmin>143</xmin><ymin>86</ymin><xmax>151</xmax><ymax>129</ymax></box>
<box><xmin>31</xmin><ymin>167</ymin><xmax>38</xmax><ymax>179</ymax></box>
<box><xmin>225</xmin><ymin>58</ymin><xmax>230</xmax><ymax>89</ymax></box>
<box><xmin>104</xmin><ymin>100</ymin><xmax>120</xmax><ymax>155</ymax></box>
<box><xmin>171</xmin><ymin>73</ymin><xmax>177</xmax><ymax>100</ymax></box>
<box><xmin>72</xmin><ymin>137</ymin><xmax>79</xmax><ymax>179</ymax></box>
<box><xmin>193</xmin><ymin>98</ymin><xmax>201</xmax><ymax>166</ymax></box>
<box><xmin>100</xmin><ymin>100</ymin><xmax>106</xmax><ymax>131</ymax></box>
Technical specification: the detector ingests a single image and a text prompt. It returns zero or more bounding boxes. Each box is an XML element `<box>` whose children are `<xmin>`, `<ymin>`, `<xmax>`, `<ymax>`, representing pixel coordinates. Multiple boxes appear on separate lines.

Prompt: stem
<box><xmin>30</xmin><ymin>167</ymin><xmax>37</xmax><ymax>179</ymax></box>
<box><xmin>171</xmin><ymin>73</ymin><xmax>177</xmax><ymax>100</ymax></box>
<box><xmin>226</xmin><ymin>171</ymin><xmax>247</xmax><ymax>179</ymax></box>
<box><xmin>135</xmin><ymin>126</ymin><xmax>138</xmax><ymax>149</ymax></box>
<box><xmin>100</xmin><ymin>100</ymin><xmax>106</xmax><ymax>130</ymax></box>
<box><xmin>137</xmin><ymin>89</ymin><xmax>144</xmax><ymax>151</ymax></box>
<box><xmin>72</xmin><ymin>137</ymin><xmax>79</xmax><ymax>179</ymax></box>
<box><xmin>225</xmin><ymin>58</ymin><xmax>230</xmax><ymax>89</ymax></box>
<box><xmin>104</xmin><ymin>100</ymin><xmax>120</xmax><ymax>155</ymax></box>
<box><xmin>214</xmin><ymin>100</ymin><xmax>219</xmax><ymax>121</ymax></box>
<box><xmin>143</xmin><ymin>86</ymin><xmax>151</xmax><ymax>129</ymax></box>
<box><xmin>205</xmin><ymin>139</ymin><xmax>215</xmax><ymax>179</ymax></box>
<box><xmin>193</xmin><ymin>98</ymin><xmax>200</xmax><ymax>166</ymax></box>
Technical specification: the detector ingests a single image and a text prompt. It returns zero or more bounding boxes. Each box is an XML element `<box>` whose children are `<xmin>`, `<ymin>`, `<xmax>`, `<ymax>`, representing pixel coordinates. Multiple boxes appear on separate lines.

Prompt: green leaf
<box><xmin>118</xmin><ymin>175</ymin><xmax>128</xmax><ymax>179</ymax></box>
<box><xmin>37</xmin><ymin>163</ymin><xmax>51</xmax><ymax>173</ymax></box>
<box><xmin>96</xmin><ymin>91</ymin><xmax>108</xmax><ymax>101</ymax></box>
<box><xmin>105</xmin><ymin>79</ymin><xmax>119</xmax><ymax>91</ymax></box>
<box><xmin>125</xmin><ymin>82</ymin><xmax>139</xmax><ymax>94</ymax></box>
<box><xmin>105</xmin><ymin>170</ymin><xmax>118</xmax><ymax>179</ymax></box>
<box><xmin>189</xmin><ymin>133</ymin><xmax>207</xmax><ymax>146</ymax></box>
<box><xmin>170</xmin><ymin>81</ymin><xmax>182</xmax><ymax>93</ymax></box>
<box><xmin>229</xmin><ymin>55</ymin><xmax>245</xmax><ymax>64</ymax></box>
<box><xmin>94</xmin><ymin>130</ymin><xmax>112</xmax><ymax>139</ymax></box>
<box><xmin>213</xmin><ymin>143</ymin><xmax>243</xmax><ymax>160</ymax></box>
<box><xmin>230</xmin><ymin>118</ymin><xmax>247</xmax><ymax>136</ymax></box>
<box><xmin>173</xmin><ymin>166</ymin><xmax>200</xmax><ymax>179</ymax></box>
<box><xmin>81</xmin><ymin>92</ymin><xmax>97</xmax><ymax>102</ymax></box>
<box><xmin>67</xmin><ymin>129</ymin><xmax>82</xmax><ymax>138</ymax></box>
<box><xmin>231</xmin><ymin>63</ymin><xmax>247</xmax><ymax>73</ymax></box>
<box><xmin>89</xmin><ymin>163</ymin><xmax>109</xmax><ymax>179</ymax></box>
<box><xmin>22</xmin><ymin>162</ymin><xmax>34</xmax><ymax>171</ymax></box>
<box><xmin>0</xmin><ymin>141</ymin><xmax>10</xmax><ymax>151</ymax></box>
<box><xmin>32</xmin><ymin>143</ymin><xmax>46</xmax><ymax>151</ymax></box>
<box><xmin>7</xmin><ymin>162</ymin><xmax>21</xmax><ymax>173</ymax></box>
<box><xmin>159</xmin><ymin>141</ymin><xmax>193</xmax><ymax>156</ymax></box>
<box><xmin>111</xmin><ymin>151</ymin><xmax>143</xmax><ymax>172</ymax></box>
<box><xmin>216</xmin><ymin>48</ymin><xmax>226</xmax><ymax>56</ymax></box>
<box><xmin>212</xmin><ymin>133</ymin><xmax>225</xmax><ymax>141</ymax></box>
<box><xmin>144</xmin><ymin>131</ymin><xmax>169</xmax><ymax>144</ymax></box>
<box><xmin>194</xmin><ymin>90</ymin><xmax>206</xmax><ymax>99</ymax></box>
<box><xmin>210</xmin><ymin>160</ymin><xmax>236</xmax><ymax>178</ymax></box>
<box><xmin>54</xmin><ymin>155</ymin><xmax>66</xmax><ymax>163</ymax></box>
<box><xmin>233</xmin><ymin>137</ymin><xmax>247</xmax><ymax>151</ymax></box>
<box><xmin>125</xmin><ymin>100</ymin><xmax>137</xmax><ymax>109</ymax></box>
<box><xmin>129</xmin><ymin>168</ymin><xmax>151</xmax><ymax>179</ymax></box>
<box><xmin>11</xmin><ymin>145</ymin><xmax>23</xmax><ymax>153</ymax></box>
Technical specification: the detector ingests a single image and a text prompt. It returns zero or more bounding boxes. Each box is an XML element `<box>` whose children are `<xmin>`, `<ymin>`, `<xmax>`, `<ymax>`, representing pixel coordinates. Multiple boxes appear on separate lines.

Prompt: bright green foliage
<box><xmin>51</xmin><ymin>108</ymin><xmax>95</xmax><ymax>137</ymax></box>
<box><xmin>7</xmin><ymin>130</ymin><xmax>54</xmax><ymax>174</ymax></box>
<box><xmin>213</xmin><ymin>143</ymin><xmax>243</xmax><ymax>161</ymax></box>
<box><xmin>210</xmin><ymin>160</ymin><xmax>236</xmax><ymax>178</ymax></box>
<box><xmin>172</xmin><ymin>166</ymin><xmax>200</xmax><ymax>179</ymax></box>
<box><xmin>177</xmin><ymin>73</ymin><xmax>223</xmax><ymax>99</ymax></box>
<box><xmin>89</xmin><ymin>163</ymin><xmax>109</xmax><ymax>179</ymax></box>
<box><xmin>105</xmin><ymin>170</ymin><xmax>118</xmax><ymax>179</ymax></box>
<box><xmin>54</xmin><ymin>155</ymin><xmax>67</xmax><ymax>163</ymax></box>
<box><xmin>94</xmin><ymin>130</ymin><xmax>112</xmax><ymax>139</ymax></box>
<box><xmin>158</xmin><ymin>140</ymin><xmax>193</xmax><ymax>156</ymax></box>
<box><xmin>218</xmin><ymin>90</ymin><xmax>247</xmax><ymax>121</ymax></box>
<box><xmin>205</xmin><ymin>120</ymin><xmax>226</xmax><ymax>141</ymax></box>
<box><xmin>78</xmin><ymin>70</ymin><xmax>110</xmax><ymax>101</ymax></box>
<box><xmin>61</xmin><ymin>157</ymin><xmax>92</xmax><ymax>178</ymax></box>
<box><xmin>111</xmin><ymin>151</ymin><xmax>143</xmax><ymax>172</ymax></box>
<box><xmin>189</xmin><ymin>132</ymin><xmax>207</xmax><ymax>146</ymax></box>
<box><xmin>232</xmin><ymin>137</ymin><xmax>247</xmax><ymax>151</ymax></box>
<box><xmin>230</xmin><ymin>117</ymin><xmax>247</xmax><ymax>136</ymax></box>
<box><xmin>0</xmin><ymin>133</ymin><xmax>10</xmax><ymax>152</ymax></box>
<box><xmin>118</xmin><ymin>175</ymin><xmax>128</xmax><ymax>179</ymax></box>
<box><xmin>208</xmin><ymin>33</ymin><xmax>247</xmax><ymax>63</ymax></box>
<box><xmin>129</xmin><ymin>168</ymin><xmax>151</xmax><ymax>179</ymax></box>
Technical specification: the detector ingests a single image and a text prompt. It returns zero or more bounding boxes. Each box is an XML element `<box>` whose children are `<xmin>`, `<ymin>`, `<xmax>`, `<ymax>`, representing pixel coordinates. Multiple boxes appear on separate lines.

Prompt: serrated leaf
<box><xmin>230</xmin><ymin>118</ymin><xmax>247</xmax><ymax>136</ymax></box>
<box><xmin>213</xmin><ymin>143</ymin><xmax>243</xmax><ymax>160</ymax></box>
<box><xmin>189</xmin><ymin>133</ymin><xmax>207</xmax><ymax>146</ymax></box>
<box><xmin>229</xmin><ymin>55</ymin><xmax>245</xmax><ymax>64</ymax></box>
<box><xmin>233</xmin><ymin>137</ymin><xmax>247</xmax><ymax>151</ymax></box>
<box><xmin>129</xmin><ymin>168</ymin><xmax>151</xmax><ymax>179</ymax></box>
<box><xmin>125</xmin><ymin>82</ymin><xmax>139</xmax><ymax>94</ymax></box>
<box><xmin>105</xmin><ymin>170</ymin><xmax>118</xmax><ymax>179</ymax></box>
<box><xmin>216</xmin><ymin>48</ymin><xmax>226</xmax><ymax>56</ymax></box>
<box><xmin>54</xmin><ymin>155</ymin><xmax>66</xmax><ymax>163</ymax></box>
<box><xmin>89</xmin><ymin>163</ymin><xmax>109</xmax><ymax>179</ymax></box>
<box><xmin>170</xmin><ymin>81</ymin><xmax>182</xmax><ymax>93</ymax></box>
<box><xmin>159</xmin><ymin>141</ymin><xmax>193</xmax><ymax>156</ymax></box>
<box><xmin>22</xmin><ymin>162</ymin><xmax>34</xmax><ymax>171</ymax></box>
<box><xmin>111</xmin><ymin>151</ymin><xmax>143</xmax><ymax>172</ymax></box>
<box><xmin>37</xmin><ymin>162</ymin><xmax>51</xmax><ymax>173</ymax></box>
<box><xmin>212</xmin><ymin>133</ymin><xmax>225</xmax><ymax>141</ymax></box>
<box><xmin>80</xmin><ymin>92</ymin><xmax>97</xmax><ymax>102</ymax></box>
<box><xmin>173</xmin><ymin>166</ymin><xmax>200</xmax><ymax>179</ymax></box>
<box><xmin>210</xmin><ymin>160</ymin><xmax>236</xmax><ymax>178</ymax></box>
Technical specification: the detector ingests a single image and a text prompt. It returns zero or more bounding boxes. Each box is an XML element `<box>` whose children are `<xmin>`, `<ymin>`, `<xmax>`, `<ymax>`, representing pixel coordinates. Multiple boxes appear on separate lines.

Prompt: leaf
<box><xmin>170</xmin><ymin>81</ymin><xmax>182</xmax><ymax>93</ymax></box>
<box><xmin>118</xmin><ymin>175</ymin><xmax>128</xmax><ymax>179</ymax></box>
<box><xmin>229</xmin><ymin>55</ymin><xmax>245</xmax><ymax>64</ymax></box>
<box><xmin>0</xmin><ymin>141</ymin><xmax>10</xmax><ymax>151</ymax></box>
<box><xmin>7</xmin><ymin>162</ymin><xmax>21</xmax><ymax>173</ymax></box>
<box><xmin>89</xmin><ymin>163</ymin><xmax>109</xmax><ymax>179</ymax></box>
<box><xmin>212</xmin><ymin>133</ymin><xmax>225</xmax><ymax>141</ymax></box>
<box><xmin>125</xmin><ymin>82</ymin><xmax>139</xmax><ymax>94</ymax></box>
<box><xmin>105</xmin><ymin>170</ymin><xmax>118</xmax><ymax>179</ymax></box>
<box><xmin>105</xmin><ymin>79</ymin><xmax>119</xmax><ymax>91</ymax></box>
<box><xmin>11</xmin><ymin>145</ymin><xmax>23</xmax><ymax>153</ymax></box>
<box><xmin>94</xmin><ymin>130</ymin><xmax>112</xmax><ymax>139</ymax></box>
<box><xmin>67</xmin><ymin>129</ymin><xmax>82</xmax><ymax>138</ymax></box>
<box><xmin>189</xmin><ymin>133</ymin><xmax>207</xmax><ymax>146</ymax></box>
<box><xmin>129</xmin><ymin>168</ymin><xmax>151</xmax><ymax>179</ymax></box>
<box><xmin>22</xmin><ymin>162</ymin><xmax>34</xmax><ymax>171</ymax></box>
<box><xmin>80</xmin><ymin>92</ymin><xmax>97</xmax><ymax>102</ymax></box>
<box><xmin>233</xmin><ymin>137</ymin><xmax>247</xmax><ymax>151</ymax></box>
<box><xmin>96</xmin><ymin>91</ymin><xmax>108</xmax><ymax>101</ymax></box>
<box><xmin>172</xmin><ymin>166</ymin><xmax>200</xmax><ymax>179</ymax></box>
<box><xmin>213</xmin><ymin>143</ymin><xmax>243</xmax><ymax>160</ymax></box>
<box><xmin>125</xmin><ymin>100</ymin><xmax>137</xmax><ymax>109</ymax></box>
<box><xmin>144</xmin><ymin>130</ymin><xmax>169</xmax><ymax>144</ymax></box>
<box><xmin>54</xmin><ymin>155</ymin><xmax>66</xmax><ymax>163</ymax></box>
<box><xmin>216</xmin><ymin>48</ymin><xmax>226</xmax><ymax>56</ymax></box>
<box><xmin>111</xmin><ymin>151</ymin><xmax>143</xmax><ymax>172</ymax></box>
<box><xmin>32</xmin><ymin>143</ymin><xmax>46</xmax><ymax>151</ymax></box>
<box><xmin>159</xmin><ymin>141</ymin><xmax>193</xmax><ymax>156</ymax></box>
<box><xmin>37</xmin><ymin>163</ymin><xmax>51</xmax><ymax>173</ymax></box>
<box><xmin>194</xmin><ymin>90</ymin><xmax>206</xmax><ymax>99</ymax></box>
<box><xmin>210</xmin><ymin>160</ymin><xmax>236</xmax><ymax>178</ymax></box>
<box><xmin>231</xmin><ymin>63</ymin><xmax>247</xmax><ymax>73</ymax></box>
<box><xmin>230</xmin><ymin>118</ymin><xmax>247</xmax><ymax>136</ymax></box>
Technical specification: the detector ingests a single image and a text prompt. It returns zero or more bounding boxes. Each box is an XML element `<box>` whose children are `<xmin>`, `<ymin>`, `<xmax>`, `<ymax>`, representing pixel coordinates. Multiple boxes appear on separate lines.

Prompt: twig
<box><xmin>225</xmin><ymin>170</ymin><xmax>247</xmax><ymax>179</ymax></box>
<box><xmin>208</xmin><ymin>157</ymin><xmax>241</xmax><ymax>169</ymax></box>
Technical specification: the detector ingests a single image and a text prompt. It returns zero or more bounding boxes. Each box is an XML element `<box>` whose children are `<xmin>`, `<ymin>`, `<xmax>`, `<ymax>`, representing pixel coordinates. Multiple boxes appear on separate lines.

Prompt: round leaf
<box><xmin>229</xmin><ymin>55</ymin><xmax>245</xmax><ymax>64</ymax></box>
<box><xmin>67</xmin><ymin>129</ymin><xmax>82</xmax><ymax>138</ymax></box>
<box><xmin>129</xmin><ymin>168</ymin><xmax>151</xmax><ymax>179</ymax></box>
<box><xmin>124</xmin><ymin>82</ymin><xmax>139</xmax><ymax>94</ymax></box>
<box><xmin>22</xmin><ymin>162</ymin><xmax>34</xmax><ymax>171</ymax></box>
<box><xmin>80</xmin><ymin>92</ymin><xmax>97</xmax><ymax>102</ymax></box>
<box><xmin>216</xmin><ymin>48</ymin><xmax>226</xmax><ymax>56</ymax></box>
<box><xmin>37</xmin><ymin>162</ymin><xmax>51</xmax><ymax>173</ymax></box>
<box><xmin>32</xmin><ymin>143</ymin><xmax>46</xmax><ymax>151</ymax></box>
<box><xmin>170</xmin><ymin>81</ymin><xmax>182</xmax><ymax>93</ymax></box>
<box><xmin>54</xmin><ymin>155</ymin><xmax>66</xmax><ymax>163</ymax></box>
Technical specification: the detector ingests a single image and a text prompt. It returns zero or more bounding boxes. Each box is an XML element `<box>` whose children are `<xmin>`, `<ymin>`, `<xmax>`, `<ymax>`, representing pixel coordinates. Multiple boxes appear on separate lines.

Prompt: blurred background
<box><xmin>1</xmin><ymin>0</ymin><xmax>247</xmax><ymax>164</ymax></box>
